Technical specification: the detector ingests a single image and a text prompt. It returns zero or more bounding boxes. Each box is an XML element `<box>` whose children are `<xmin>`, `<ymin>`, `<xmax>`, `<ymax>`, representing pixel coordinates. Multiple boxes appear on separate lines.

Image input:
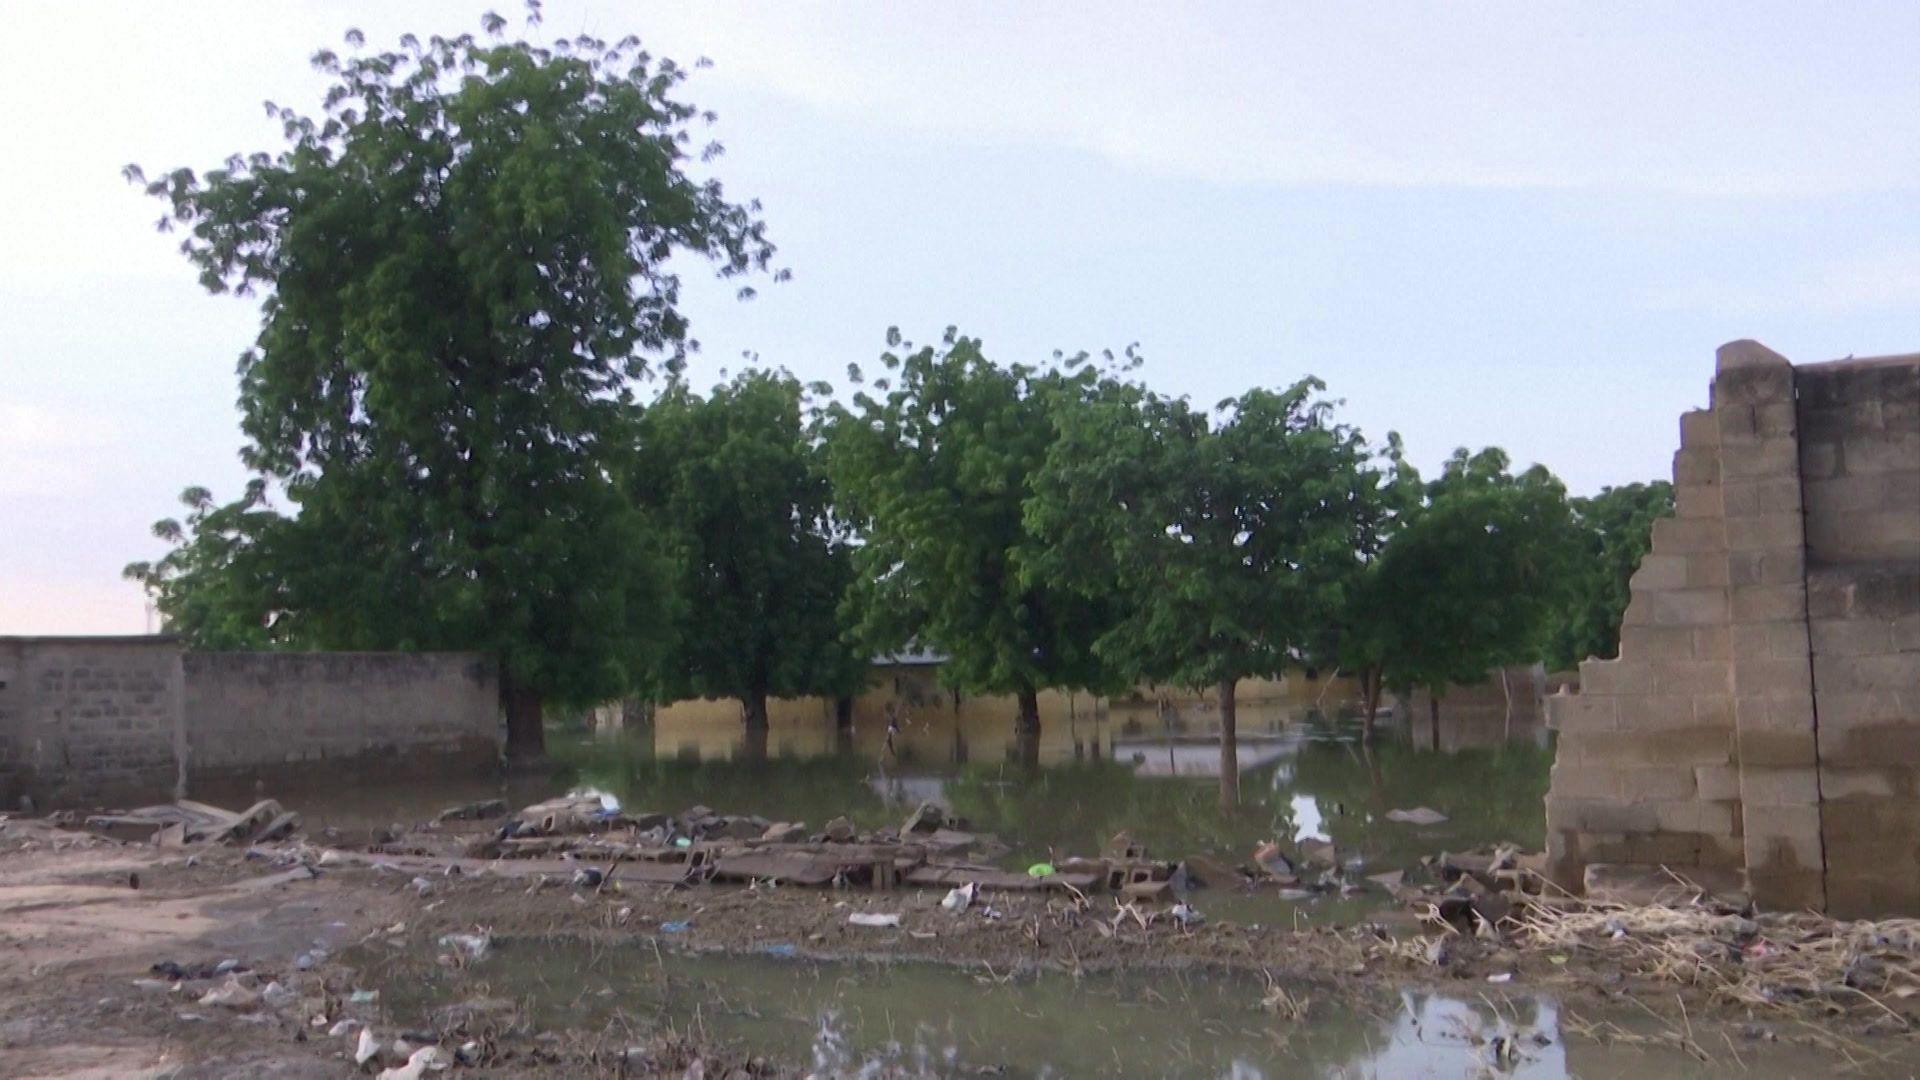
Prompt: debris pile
<box><xmin>1513</xmin><ymin>882</ymin><xmax>1920</xmax><ymax>1028</ymax></box>
<box><xmin>80</xmin><ymin>798</ymin><xmax>300</xmax><ymax>847</ymax></box>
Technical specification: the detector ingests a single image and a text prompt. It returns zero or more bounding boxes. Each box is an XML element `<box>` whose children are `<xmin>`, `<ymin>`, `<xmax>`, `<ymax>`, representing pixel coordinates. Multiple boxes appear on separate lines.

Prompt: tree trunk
<box><xmin>1218</xmin><ymin>677</ymin><xmax>1239</xmax><ymax>809</ymax></box>
<box><xmin>503</xmin><ymin>682</ymin><xmax>547</xmax><ymax>764</ymax></box>
<box><xmin>1428</xmin><ymin>692</ymin><xmax>1442</xmax><ymax>749</ymax></box>
<box><xmin>1014</xmin><ymin>686</ymin><xmax>1041</xmax><ymax>766</ymax></box>
<box><xmin>742</xmin><ymin>690</ymin><xmax>770</xmax><ymax>761</ymax></box>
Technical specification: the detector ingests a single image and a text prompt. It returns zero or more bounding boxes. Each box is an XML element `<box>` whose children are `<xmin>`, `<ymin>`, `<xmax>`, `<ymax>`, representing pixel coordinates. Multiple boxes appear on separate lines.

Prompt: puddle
<box><xmin>366</xmin><ymin>941</ymin><xmax>1843</xmax><ymax>1078</ymax></box>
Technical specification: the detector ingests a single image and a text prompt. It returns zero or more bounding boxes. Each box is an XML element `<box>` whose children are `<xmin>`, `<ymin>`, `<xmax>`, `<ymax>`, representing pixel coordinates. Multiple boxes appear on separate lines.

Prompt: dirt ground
<box><xmin>2</xmin><ymin>813</ymin><xmax>1914</xmax><ymax>1078</ymax></box>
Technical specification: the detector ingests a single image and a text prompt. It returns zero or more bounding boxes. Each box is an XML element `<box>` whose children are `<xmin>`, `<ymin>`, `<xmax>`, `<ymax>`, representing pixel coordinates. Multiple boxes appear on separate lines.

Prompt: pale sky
<box><xmin>4</xmin><ymin>1</ymin><xmax>1918</xmax><ymax>634</ymax></box>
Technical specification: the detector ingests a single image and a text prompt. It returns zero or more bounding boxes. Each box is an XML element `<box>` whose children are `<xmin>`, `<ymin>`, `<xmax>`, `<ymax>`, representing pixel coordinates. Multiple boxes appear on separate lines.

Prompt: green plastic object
<box><xmin>1027</xmin><ymin>862</ymin><xmax>1056</xmax><ymax>878</ymax></box>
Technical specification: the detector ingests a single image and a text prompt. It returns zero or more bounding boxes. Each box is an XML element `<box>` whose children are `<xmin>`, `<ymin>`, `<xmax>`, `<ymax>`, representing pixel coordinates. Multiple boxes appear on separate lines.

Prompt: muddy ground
<box><xmin>1</xmin><ymin>813</ymin><xmax>1914</xmax><ymax>1078</ymax></box>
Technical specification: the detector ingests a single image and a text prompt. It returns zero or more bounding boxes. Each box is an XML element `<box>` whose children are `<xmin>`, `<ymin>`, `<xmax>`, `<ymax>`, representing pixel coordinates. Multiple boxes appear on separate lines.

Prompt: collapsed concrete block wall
<box><xmin>1547</xmin><ymin>342</ymin><xmax>1920</xmax><ymax>914</ymax></box>
<box><xmin>0</xmin><ymin>637</ymin><xmax>500</xmax><ymax>808</ymax></box>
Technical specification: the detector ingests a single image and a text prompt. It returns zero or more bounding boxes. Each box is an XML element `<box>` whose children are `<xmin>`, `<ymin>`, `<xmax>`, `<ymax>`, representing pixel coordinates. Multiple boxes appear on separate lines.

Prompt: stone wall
<box><xmin>1798</xmin><ymin>358</ymin><xmax>1920</xmax><ymax>914</ymax></box>
<box><xmin>183</xmin><ymin>652</ymin><xmax>500</xmax><ymax>787</ymax></box>
<box><xmin>0</xmin><ymin>638</ymin><xmax>499</xmax><ymax>808</ymax></box>
<box><xmin>1547</xmin><ymin>342</ymin><xmax>1920</xmax><ymax>915</ymax></box>
<box><xmin>0</xmin><ymin>637</ymin><xmax>185</xmax><ymax>806</ymax></box>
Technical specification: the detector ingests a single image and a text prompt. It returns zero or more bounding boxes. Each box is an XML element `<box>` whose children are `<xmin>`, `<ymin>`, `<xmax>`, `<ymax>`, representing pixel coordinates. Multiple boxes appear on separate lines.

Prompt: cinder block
<box><xmin>1720</xmin><ymin>440</ymin><xmax>1801</xmax><ymax>481</ymax></box>
<box><xmin>1695</xmin><ymin>763</ymin><xmax>1741</xmax><ymax>800</ymax></box>
<box><xmin>1845</xmin><ymin>653</ymin><xmax>1920</xmax><ymax>692</ymax></box>
<box><xmin>1547</xmin><ymin>693</ymin><xmax>1618</xmax><ymax>733</ymax></box>
<box><xmin>1655</xmin><ymin>660</ymin><xmax>1731</xmax><ymax>696</ymax></box>
<box><xmin>1809</xmin><ymin>618</ymin><xmax>1893</xmax><ymax>658</ymax></box>
<box><xmin>1631</xmin><ymin>555</ymin><xmax>1690</xmax><ymax>591</ymax></box>
<box><xmin>1691</xmin><ymin>626</ymin><xmax>1731</xmax><ymax>660</ymax></box>
<box><xmin>1652</xmin><ymin>516</ymin><xmax>1725</xmax><ymax>555</ymax></box>
<box><xmin>1739</xmin><ymin>765</ymin><xmax>1821</xmax><ymax>807</ymax></box>
<box><xmin>1818</xmin><ymin>766</ymin><xmax>1906</xmax><ymax>801</ymax></box>
<box><xmin>1736</xmin><ymin>728</ymin><xmax>1818</xmax><ymax>768</ymax></box>
<box><xmin>1732</xmin><ymin>654</ymin><xmax>1814</xmax><ymax>697</ymax></box>
<box><xmin>1620</xmin><ymin>625</ymin><xmax>1696</xmax><ymax>661</ymax></box>
<box><xmin>1580</xmin><ymin>659</ymin><xmax>1654</xmax><ymax>696</ymax></box>
<box><xmin>1618</xmin><ymin>766</ymin><xmax>1699</xmax><ymax>804</ymax></box>
<box><xmin>1730</xmin><ymin>585</ymin><xmax>1808</xmax><ymax>623</ymax></box>
<box><xmin>1673</xmin><ymin>448</ymin><xmax>1719</xmax><ymax>486</ymax></box>
<box><xmin>1652</xmin><ymin>589</ymin><xmax>1731</xmax><ymax>627</ymax></box>
<box><xmin>1686</xmin><ymin>554</ymin><xmax>1731</xmax><ymax>588</ymax></box>
<box><xmin>1549</xmin><ymin>764</ymin><xmax>1620</xmax><ymax>800</ymax></box>
<box><xmin>1725</xmin><ymin>513</ymin><xmax>1805</xmax><ymax>552</ymax></box>
<box><xmin>1675</xmin><ymin>483</ymin><xmax>1721</xmax><ymax>519</ymax></box>
<box><xmin>1679</xmin><ymin>408</ymin><xmax>1718</xmax><ymax>448</ymax></box>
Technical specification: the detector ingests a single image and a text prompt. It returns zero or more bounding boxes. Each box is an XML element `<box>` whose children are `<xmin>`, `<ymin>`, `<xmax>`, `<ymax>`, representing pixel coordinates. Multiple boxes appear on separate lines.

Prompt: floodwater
<box><xmin>250</xmin><ymin>703</ymin><xmax>1554</xmax><ymax>927</ymax></box>
<box><xmin>368</xmin><ymin>942</ymin><xmax>1842</xmax><ymax>1078</ymax></box>
<box><xmin>556</xmin><ymin>705</ymin><xmax>1553</xmax><ymax>901</ymax></box>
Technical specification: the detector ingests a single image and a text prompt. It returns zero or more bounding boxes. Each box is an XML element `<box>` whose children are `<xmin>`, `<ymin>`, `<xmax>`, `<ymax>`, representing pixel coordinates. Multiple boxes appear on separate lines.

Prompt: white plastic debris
<box><xmin>940</xmin><ymin>882</ymin><xmax>978</xmax><ymax>913</ymax></box>
<box><xmin>378</xmin><ymin>1045</ymin><xmax>445</xmax><ymax>1080</ymax></box>
<box><xmin>847</xmin><ymin>912</ymin><xmax>902</xmax><ymax>928</ymax></box>
<box><xmin>1171</xmin><ymin>902</ymin><xmax>1206</xmax><ymax>928</ymax></box>
<box><xmin>353</xmin><ymin>1025</ymin><xmax>381</xmax><ymax>1066</ymax></box>
<box><xmin>198</xmin><ymin>978</ymin><xmax>260</xmax><ymax>1009</ymax></box>
<box><xmin>1487</xmin><ymin>972</ymin><xmax>1514</xmax><ymax>984</ymax></box>
<box><xmin>1385</xmin><ymin>807</ymin><xmax>1449</xmax><ymax>826</ymax></box>
<box><xmin>436</xmin><ymin>931</ymin><xmax>491</xmax><ymax>961</ymax></box>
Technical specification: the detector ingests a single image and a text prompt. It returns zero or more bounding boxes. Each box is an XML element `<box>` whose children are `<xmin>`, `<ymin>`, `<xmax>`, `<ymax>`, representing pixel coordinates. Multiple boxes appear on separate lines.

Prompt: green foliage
<box><xmin>1031</xmin><ymin>378</ymin><xmax>1388</xmax><ymax>694</ymax></box>
<box><xmin>821</xmin><ymin>330</ymin><xmax>1133</xmax><ymax>709</ymax></box>
<box><xmin>1345</xmin><ymin>448</ymin><xmax>1583</xmax><ymax>700</ymax></box>
<box><xmin>633</xmin><ymin>370</ymin><xmax>863</xmax><ymax>718</ymax></box>
<box><xmin>126</xmin><ymin>12</ymin><xmax>775</xmax><ymax>735</ymax></box>
<box><xmin>123</xmin><ymin>483</ymin><xmax>286</xmax><ymax>650</ymax></box>
<box><xmin>1542</xmin><ymin>481</ymin><xmax>1674</xmax><ymax>670</ymax></box>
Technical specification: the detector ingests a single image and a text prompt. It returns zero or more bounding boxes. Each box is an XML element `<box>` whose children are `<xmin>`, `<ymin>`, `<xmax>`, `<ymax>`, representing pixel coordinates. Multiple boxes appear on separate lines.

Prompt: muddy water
<box><xmin>553</xmin><ymin>710</ymin><xmax>1551</xmax><ymax>917</ymax></box>
<box><xmin>371</xmin><ymin>942</ymin><xmax>1831</xmax><ymax>1078</ymax></box>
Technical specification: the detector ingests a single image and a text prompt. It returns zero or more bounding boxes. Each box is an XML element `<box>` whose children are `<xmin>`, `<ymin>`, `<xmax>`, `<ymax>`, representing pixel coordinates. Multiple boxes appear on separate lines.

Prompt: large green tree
<box><xmin>1341</xmin><ymin>448</ymin><xmax>1581</xmax><ymax>735</ymax></box>
<box><xmin>633</xmin><ymin>370</ymin><xmax>863</xmax><ymax>757</ymax></box>
<box><xmin>822</xmin><ymin>330</ymin><xmax>1128</xmax><ymax>758</ymax></box>
<box><xmin>1542</xmin><ymin>481</ymin><xmax>1674</xmax><ymax>670</ymax></box>
<box><xmin>126</xmin><ymin>11</ymin><xmax>776</xmax><ymax>758</ymax></box>
<box><xmin>1031</xmin><ymin>378</ymin><xmax>1386</xmax><ymax>805</ymax></box>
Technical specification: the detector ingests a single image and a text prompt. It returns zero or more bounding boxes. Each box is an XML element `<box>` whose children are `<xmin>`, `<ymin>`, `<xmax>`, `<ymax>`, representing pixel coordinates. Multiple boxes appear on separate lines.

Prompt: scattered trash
<box><xmin>436</xmin><ymin>931</ymin><xmax>491</xmax><ymax>961</ymax></box>
<box><xmin>941</xmin><ymin>882</ymin><xmax>978</xmax><ymax>913</ymax></box>
<box><xmin>1252</xmin><ymin>841</ymin><xmax>1298</xmax><ymax>884</ymax></box>
<box><xmin>1486</xmin><ymin>972</ymin><xmax>1514</xmax><ymax>984</ymax></box>
<box><xmin>758</xmin><ymin>943</ymin><xmax>799</xmax><ymax>958</ymax></box>
<box><xmin>659</xmin><ymin>921</ymin><xmax>692</xmax><ymax>934</ymax></box>
<box><xmin>848</xmin><ymin>912</ymin><xmax>902</xmax><ymax>928</ymax></box>
<box><xmin>1171</xmin><ymin>902</ymin><xmax>1205</xmax><ymax>928</ymax></box>
<box><xmin>1386</xmin><ymin>807</ymin><xmax>1449</xmax><ymax>826</ymax></box>
<box><xmin>409</xmin><ymin>876</ymin><xmax>433</xmax><ymax>896</ymax></box>
<box><xmin>353</xmin><ymin>1025</ymin><xmax>382</xmax><ymax>1066</ymax></box>
<box><xmin>570</xmin><ymin>867</ymin><xmax>604</xmax><ymax>889</ymax></box>
<box><xmin>349</xmin><ymin>989</ymin><xmax>381</xmax><ymax>1005</ymax></box>
<box><xmin>328</xmin><ymin>1019</ymin><xmax>359</xmax><ymax>1037</ymax></box>
<box><xmin>261</xmin><ymin>981</ymin><xmax>296</xmax><ymax>1009</ymax></box>
<box><xmin>198</xmin><ymin>979</ymin><xmax>259</xmax><ymax>1009</ymax></box>
<box><xmin>1026</xmin><ymin>863</ymin><xmax>1056</xmax><ymax>878</ymax></box>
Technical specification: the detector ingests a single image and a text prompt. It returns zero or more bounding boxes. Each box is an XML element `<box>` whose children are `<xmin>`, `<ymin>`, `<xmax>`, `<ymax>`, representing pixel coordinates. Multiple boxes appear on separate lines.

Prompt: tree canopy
<box><xmin>1030</xmin><ymin>378</ymin><xmax>1387</xmax><ymax>797</ymax></box>
<box><xmin>633</xmin><ymin>369</ymin><xmax>863</xmax><ymax>752</ymax></box>
<box><xmin>125</xmin><ymin>11</ymin><xmax>776</xmax><ymax>756</ymax></box>
<box><xmin>1542</xmin><ymin>481</ymin><xmax>1675</xmax><ymax>670</ymax></box>
<box><xmin>1342</xmin><ymin>448</ymin><xmax>1583</xmax><ymax>722</ymax></box>
<box><xmin>822</xmin><ymin>330</ymin><xmax>1131</xmax><ymax>746</ymax></box>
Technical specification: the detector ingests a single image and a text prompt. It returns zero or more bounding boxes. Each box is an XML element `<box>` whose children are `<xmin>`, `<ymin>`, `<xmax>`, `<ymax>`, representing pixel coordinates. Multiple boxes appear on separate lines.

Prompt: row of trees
<box><xmin>123</xmin><ymin>14</ymin><xmax>1670</xmax><ymax>791</ymax></box>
